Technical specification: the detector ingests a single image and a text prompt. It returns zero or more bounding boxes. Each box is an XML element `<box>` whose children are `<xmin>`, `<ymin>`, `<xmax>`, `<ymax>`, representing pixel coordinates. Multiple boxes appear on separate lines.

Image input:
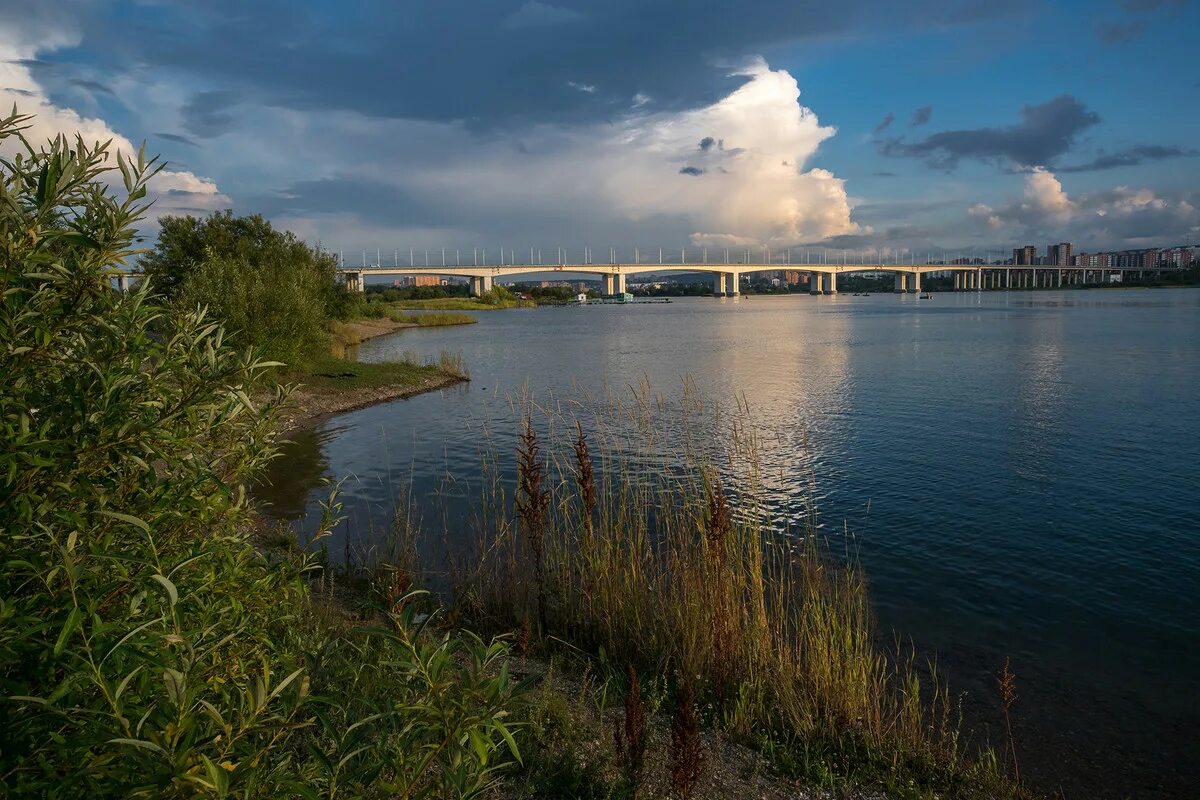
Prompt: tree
<box><xmin>142</xmin><ymin>210</ymin><xmax>350</xmax><ymax>366</ymax></box>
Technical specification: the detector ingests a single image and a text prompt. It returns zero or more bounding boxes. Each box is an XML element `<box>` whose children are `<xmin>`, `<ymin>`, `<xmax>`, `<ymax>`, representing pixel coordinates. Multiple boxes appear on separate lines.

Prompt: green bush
<box><xmin>0</xmin><ymin>111</ymin><xmax>523</xmax><ymax>798</ymax></box>
<box><xmin>140</xmin><ymin>210</ymin><xmax>357</xmax><ymax>367</ymax></box>
<box><xmin>178</xmin><ymin>252</ymin><xmax>331</xmax><ymax>368</ymax></box>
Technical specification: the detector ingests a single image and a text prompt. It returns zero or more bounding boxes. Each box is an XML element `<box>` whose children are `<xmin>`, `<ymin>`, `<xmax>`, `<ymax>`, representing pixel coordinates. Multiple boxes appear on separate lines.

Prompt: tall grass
<box><xmin>437</xmin><ymin>384</ymin><xmax>1014</xmax><ymax>795</ymax></box>
<box><xmin>389</xmin><ymin>311</ymin><xmax>477</xmax><ymax>327</ymax></box>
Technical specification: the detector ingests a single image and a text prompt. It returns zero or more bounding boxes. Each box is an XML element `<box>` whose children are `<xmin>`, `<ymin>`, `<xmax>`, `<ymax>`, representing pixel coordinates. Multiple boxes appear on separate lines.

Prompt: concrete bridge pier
<box><xmin>345</xmin><ymin>271</ymin><xmax>364</xmax><ymax>293</ymax></box>
<box><xmin>726</xmin><ymin>271</ymin><xmax>741</xmax><ymax>296</ymax></box>
<box><xmin>614</xmin><ymin>273</ymin><xmax>626</xmax><ymax>294</ymax></box>
<box><xmin>809</xmin><ymin>273</ymin><xmax>821</xmax><ymax>295</ymax></box>
<box><xmin>823</xmin><ymin>272</ymin><xmax>837</xmax><ymax>295</ymax></box>
<box><xmin>603</xmin><ymin>274</ymin><xmax>615</xmax><ymax>295</ymax></box>
<box><xmin>712</xmin><ymin>272</ymin><xmax>726</xmax><ymax>297</ymax></box>
<box><xmin>894</xmin><ymin>273</ymin><xmax>907</xmax><ymax>293</ymax></box>
<box><xmin>909</xmin><ymin>271</ymin><xmax>921</xmax><ymax>293</ymax></box>
<box><xmin>117</xmin><ymin>273</ymin><xmax>130</xmax><ymax>293</ymax></box>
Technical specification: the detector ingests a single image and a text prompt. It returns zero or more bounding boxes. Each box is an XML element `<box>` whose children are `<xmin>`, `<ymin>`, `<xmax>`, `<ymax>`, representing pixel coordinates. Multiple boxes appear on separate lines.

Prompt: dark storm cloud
<box><xmin>69</xmin><ymin>78</ymin><xmax>114</xmax><ymax>94</ymax></box>
<box><xmin>909</xmin><ymin>105</ymin><xmax>932</xmax><ymax>127</ymax></box>
<box><xmin>46</xmin><ymin>0</ymin><xmax>1031</xmax><ymax>130</ymax></box>
<box><xmin>699</xmin><ymin>136</ymin><xmax>716</xmax><ymax>151</ymax></box>
<box><xmin>679</xmin><ymin>166</ymin><xmax>705</xmax><ymax>176</ymax></box>
<box><xmin>1057</xmin><ymin>144</ymin><xmax>1197</xmax><ymax>172</ymax></box>
<box><xmin>877</xmin><ymin>95</ymin><xmax>1100</xmax><ymax>169</ymax></box>
<box><xmin>1095</xmin><ymin>20</ymin><xmax>1143</xmax><ymax>42</ymax></box>
<box><xmin>872</xmin><ymin>113</ymin><xmax>895</xmax><ymax>134</ymax></box>
<box><xmin>154</xmin><ymin>132</ymin><xmax>200</xmax><ymax>147</ymax></box>
<box><xmin>181</xmin><ymin>90</ymin><xmax>238</xmax><ymax>138</ymax></box>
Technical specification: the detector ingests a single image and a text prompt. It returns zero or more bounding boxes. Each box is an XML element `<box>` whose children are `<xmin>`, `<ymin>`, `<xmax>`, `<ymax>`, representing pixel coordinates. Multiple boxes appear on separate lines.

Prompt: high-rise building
<box><xmin>414</xmin><ymin>275</ymin><xmax>441</xmax><ymax>287</ymax></box>
<box><xmin>1047</xmin><ymin>242</ymin><xmax>1072</xmax><ymax>266</ymax></box>
<box><xmin>1013</xmin><ymin>245</ymin><xmax>1036</xmax><ymax>265</ymax></box>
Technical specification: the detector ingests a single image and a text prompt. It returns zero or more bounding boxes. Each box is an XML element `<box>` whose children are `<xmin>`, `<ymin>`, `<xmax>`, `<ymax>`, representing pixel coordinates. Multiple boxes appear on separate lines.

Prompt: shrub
<box><xmin>0</xmin><ymin>111</ymin><xmax>523</xmax><ymax>799</ymax></box>
<box><xmin>141</xmin><ymin>209</ymin><xmax>353</xmax><ymax>367</ymax></box>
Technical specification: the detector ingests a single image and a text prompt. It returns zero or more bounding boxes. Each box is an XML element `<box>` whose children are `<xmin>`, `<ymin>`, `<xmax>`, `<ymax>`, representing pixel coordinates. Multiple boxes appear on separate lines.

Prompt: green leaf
<box><xmin>150</xmin><ymin>574</ymin><xmax>178</xmax><ymax>606</ymax></box>
<box><xmin>493</xmin><ymin>720</ymin><xmax>522</xmax><ymax>764</ymax></box>
<box><xmin>54</xmin><ymin>607</ymin><xmax>83</xmax><ymax>655</ymax></box>
<box><xmin>99</xmin><ymin>510</ymin><xmax>150</xmax><ymax>532</ymax></box>
<box><xmin>109</xmin><ymin>737</ymin><xmax>167</xmax><ymax>755</ymax></box>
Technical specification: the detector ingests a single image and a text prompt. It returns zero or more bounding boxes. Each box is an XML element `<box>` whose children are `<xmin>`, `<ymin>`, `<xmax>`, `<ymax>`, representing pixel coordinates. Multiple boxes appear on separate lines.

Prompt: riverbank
<box><xmin>386</xmin><ymin>296</ymin><xmax>534</xmax><ymax>311</ymax></box>
<box><xmin>276</xmin><ymin>352</ymin><xmax>469</xmax><ymax>430</ymax></box>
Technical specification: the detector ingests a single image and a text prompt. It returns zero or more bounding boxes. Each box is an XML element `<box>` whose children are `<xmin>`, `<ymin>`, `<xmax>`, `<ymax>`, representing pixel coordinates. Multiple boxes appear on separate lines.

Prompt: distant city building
<box><xmin>1013</xmin><ymin>245</ymin><xmax>1037</xmax><ymax>265</ymax></box>
<box><xmin>1156</xmin><ymin>247</ymin><xmax>1192</xmax><ymax>268</ymax></box>
<box><xmin>784</xmin><ymin>271</ymin><xmax>801</xmax><ymax>285</ymax></box>
<box><xmin>1074</xmin><ymin>252</ymin><xmax>1112</xmax><ymax>268</ymax></box>
<box><xmin>1047</xmin><ymin>242</ymin><xmax>1072</xmax><ymax>266</ymax></box>
<box><xmin>413</xmin><ymin>275</ymin><xmax>441</xmax><ymax>287</ymax></box>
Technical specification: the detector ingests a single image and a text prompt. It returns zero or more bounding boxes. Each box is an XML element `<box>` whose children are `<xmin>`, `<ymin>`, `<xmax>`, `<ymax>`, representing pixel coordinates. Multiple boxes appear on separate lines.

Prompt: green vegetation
<box><xmin>2</xmin><ymin>110</ymin><xmax>1032</xmax><ymax>799</ymax></box>
<box><xmin>390</xmin><ymin>310</ymin><xmax>477</xmax><ymax>327</ymax></box>
<box><xmin>302</xmin><ymin>351</ymin><xmax>470</xmax><ymax>394</ymax></box>
<box><xmin>0</xmin><ymin>113</ymin><xmax>521</xmax><ymax>798</ymax></box>
<box><xmin>385</xmin><ymin>287</ymin><xmax>532</xmax><ymax>311</ymax></box>
<box><xmin>442</xmin><ymin>404</ymin><xmax>1028</xmax><ymax>799</ymax></box>
<box><xmin>141</xmin><ymin>210</ymin><xmax>360</xmax><ymax>368</ymax></box>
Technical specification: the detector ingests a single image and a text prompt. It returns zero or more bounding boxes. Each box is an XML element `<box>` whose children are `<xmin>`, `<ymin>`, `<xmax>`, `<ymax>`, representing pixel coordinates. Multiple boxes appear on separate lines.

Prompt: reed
<box><xmin>447</xmin><ymin>382</ymin><xmax>1013</xmax><ymax>795</ymax></box>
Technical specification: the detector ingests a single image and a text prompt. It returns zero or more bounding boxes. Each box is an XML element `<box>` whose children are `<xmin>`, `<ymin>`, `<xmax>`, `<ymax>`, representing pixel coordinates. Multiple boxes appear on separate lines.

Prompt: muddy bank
<box><xmin>277</xmin><ymin>372</ymin><xmax>466</xmax><ymax>431</ymax></box>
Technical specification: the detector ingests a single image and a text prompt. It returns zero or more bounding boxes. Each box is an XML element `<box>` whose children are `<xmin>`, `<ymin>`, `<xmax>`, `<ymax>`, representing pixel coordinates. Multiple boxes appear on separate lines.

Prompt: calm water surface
<box><xmin>260</xmin><ymin>289</ymin><xmax>1200</xmax><ymax>798</ymax></box>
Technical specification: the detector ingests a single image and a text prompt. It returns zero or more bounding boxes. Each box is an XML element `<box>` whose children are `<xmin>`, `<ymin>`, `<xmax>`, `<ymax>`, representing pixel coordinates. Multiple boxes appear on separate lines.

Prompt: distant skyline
<box><xmin>2</xmin><ymin>0</ymin><xmax>1198</xmax><ymax>253</ymax></box>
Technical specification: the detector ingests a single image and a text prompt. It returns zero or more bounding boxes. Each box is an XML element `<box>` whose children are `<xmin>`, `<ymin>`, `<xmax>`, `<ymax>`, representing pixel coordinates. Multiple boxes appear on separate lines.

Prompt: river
<box><xmin>257</xmin><ymin>288</ymin><xmax>1200</xmax><ymax>798</ymax></box>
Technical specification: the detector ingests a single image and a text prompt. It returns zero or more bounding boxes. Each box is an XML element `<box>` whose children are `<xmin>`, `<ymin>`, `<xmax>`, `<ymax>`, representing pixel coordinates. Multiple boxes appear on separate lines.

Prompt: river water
<box><xmin>258</xmin><ymin>289</ymin><xmax>1200</xmax><ymax>798</ymax></box>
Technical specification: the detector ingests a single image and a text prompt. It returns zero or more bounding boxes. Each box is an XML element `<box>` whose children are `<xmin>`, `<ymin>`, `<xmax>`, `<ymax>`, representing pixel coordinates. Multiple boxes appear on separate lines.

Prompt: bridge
<box><xmin>335</xmin><ymin>260</ymin><xmax>1174</xmax><ymax>297</ymax></box>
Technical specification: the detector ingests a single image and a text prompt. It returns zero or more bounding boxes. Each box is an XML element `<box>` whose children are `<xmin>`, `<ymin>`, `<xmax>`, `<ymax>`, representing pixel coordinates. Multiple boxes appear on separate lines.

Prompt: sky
<box><xmin>2</xmin><ymin>0</ymin><xmax>1198</xmax><ymax>261</ymax></box>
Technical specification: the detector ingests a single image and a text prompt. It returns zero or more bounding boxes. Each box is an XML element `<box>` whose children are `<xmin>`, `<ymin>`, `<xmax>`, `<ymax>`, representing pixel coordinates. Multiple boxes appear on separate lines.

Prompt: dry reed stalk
<box><xmin>999</xmin><ymin>657</ymin><xmax>1021</xmax><ymax>784</ymax></box>
<box><xmin>515</xmin><ymin>416</ymin><xmax>550</xmax><ymax>631</ymax></box>
<box><xmin>614</xmin><ymin>663</ymin><xmax>648</xmax><ymax>796</ymax></box>
<box><xmin>670</xmin><ymin>676</ymin><xmax>706</xmax><ymax>799</ymax></box>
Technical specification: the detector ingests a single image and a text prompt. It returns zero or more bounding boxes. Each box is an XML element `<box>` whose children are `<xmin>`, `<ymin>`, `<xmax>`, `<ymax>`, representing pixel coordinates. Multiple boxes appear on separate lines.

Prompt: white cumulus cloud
<box><xmin>0</xmin><ymin>33</ymin><xmax>229</xmax><ymax>226</ymax></box>
<box><xmin>967</xmin><ymin>168</ymin><xmax>1199</xmax><ymax>248</ymax></box>
<box><xmin>270</xmin><ymin>59</ymin><xmax>860</xmax><ymax>250</ymax></box>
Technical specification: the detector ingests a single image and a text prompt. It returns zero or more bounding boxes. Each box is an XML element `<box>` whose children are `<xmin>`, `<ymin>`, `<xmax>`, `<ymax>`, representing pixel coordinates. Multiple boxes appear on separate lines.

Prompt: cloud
<box><xmin>69</xmin><ymin>77</ymin><xmax>113</xmax><ymax>94</ymax></box>
<box><xmin>254</xmin><ymin>60</ymin><xmax>859</xmax><ymax>249</ymax></box>
<box><xmin>966</xmin><ymin>168</ymin><xmax>1200</xmax><ymax>248</ymax></box>
<box><xmin>502</xmin><ymin>2</ymin><xmax>586</xmax><ymax>29</ymax></box>
<box><xmin>873</xmin><ymin>113</ymin><xmax>895</xmax><ymax>134</ymax></box>
<box><xmin>1095</xmin><ymin>20</ymin><xmax>1143</xmax><ymax>42</ymax></box>
<box><xmin>878</xmin><ymin>95</ymin><xmax>1101</xmax><ymax>169</ymax></box>
<box><xmin>181</xmin><ymin>89</ymin><xmax>238</xmax><ymax>138</ymax></box>
<box><xmin>1058</xmin><ymin>144</ymin><xmax>1197</xmax><ymax>173</ymax></box>
<box><xmin>154</xmin><ymin>131</ymin><xmax>199</xmax><ymax>147</ymax></box>
<box><xmin>0</xmin><ymin>33</ymin><xmax>229</xmax><ymax>230</ymax></box>
<box><xmin>910</xmin><ymin>105</ymin><xmax>932</xmax><ymax>127</ymax></box>
<box><xmin>43</xmin><ymin>0</ymin><xmax>1030</xmax><ymax>131</ymax></box>
<box><xmin>567</xmin><ymin>81</ymin><xmax>597</xmax><ymax>94</ymax></box>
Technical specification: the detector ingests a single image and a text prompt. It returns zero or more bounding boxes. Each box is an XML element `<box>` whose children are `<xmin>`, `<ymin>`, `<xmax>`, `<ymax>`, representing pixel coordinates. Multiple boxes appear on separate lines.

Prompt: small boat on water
<box><xmin>919</xmin><ymin>292</ymin><xmax>933</xmax><ymax>299</ymax></box>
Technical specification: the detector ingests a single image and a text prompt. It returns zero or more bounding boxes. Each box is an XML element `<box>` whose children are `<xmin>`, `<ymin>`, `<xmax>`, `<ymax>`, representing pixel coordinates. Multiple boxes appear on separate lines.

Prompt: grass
<box><xmin>363</xmin><ymin>384</ymin><xmax>1033</xmax><ymax>800</ymax></box>
<box><xmin>296</xmin><ymin>351</ymin><xmax>469</xmax><ymax>391</ymax></box>
<box><xmin>389</xmin><ymin>310</ymin><xmax>477</xmax><ymax>326</ymax></box>
<box><xmin>386</xmin><ymin>296</ymin><xmax>532</xmax><ymax>311</ymax></box>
